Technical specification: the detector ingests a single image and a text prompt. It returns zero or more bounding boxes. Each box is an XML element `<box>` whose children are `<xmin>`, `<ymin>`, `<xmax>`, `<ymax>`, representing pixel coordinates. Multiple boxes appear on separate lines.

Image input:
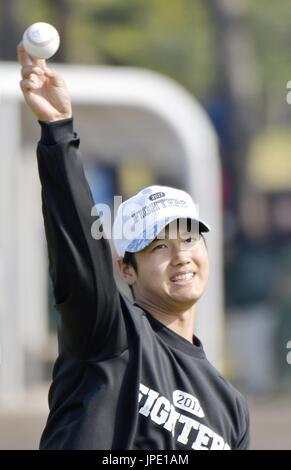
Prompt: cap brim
<box><xmin>125</xmin><ymin>215</ymin><xmax>211</xmax><ymax>254</ymax></box>
<box><xmin>199</xmin><ymin>220</ymin><xmax>211</xmax><ymax>233</ymax></box>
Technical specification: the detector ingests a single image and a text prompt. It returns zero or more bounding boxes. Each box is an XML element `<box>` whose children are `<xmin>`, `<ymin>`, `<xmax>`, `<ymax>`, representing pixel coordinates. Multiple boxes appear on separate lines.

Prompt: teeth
<box><xmin>172</xmin><ymin>273</ymin><xmax>194</xmax><ymax>281</ymax></box>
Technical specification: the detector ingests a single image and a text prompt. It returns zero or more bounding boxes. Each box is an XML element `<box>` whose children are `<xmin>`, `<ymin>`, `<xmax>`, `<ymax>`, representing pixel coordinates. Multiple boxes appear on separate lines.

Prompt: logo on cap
<box><xmin>149</xmin><ymin>192</ymin><xmax>165</xmax><ymax>201</ymax></box>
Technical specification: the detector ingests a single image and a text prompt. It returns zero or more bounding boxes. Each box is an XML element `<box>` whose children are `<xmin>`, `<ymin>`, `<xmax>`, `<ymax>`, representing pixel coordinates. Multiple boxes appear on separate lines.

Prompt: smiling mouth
<box><xmin>171</xmin><ymin>273</ymin><xmax>195</xmax><ymax>282</ymax></box>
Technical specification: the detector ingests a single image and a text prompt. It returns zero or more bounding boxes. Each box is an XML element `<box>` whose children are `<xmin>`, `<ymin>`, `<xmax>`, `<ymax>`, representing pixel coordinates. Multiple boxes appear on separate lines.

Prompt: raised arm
<box><xmin>17</xmin><ymin>44</ymin><xmax>126</xmax><ymax>358</ymax></box>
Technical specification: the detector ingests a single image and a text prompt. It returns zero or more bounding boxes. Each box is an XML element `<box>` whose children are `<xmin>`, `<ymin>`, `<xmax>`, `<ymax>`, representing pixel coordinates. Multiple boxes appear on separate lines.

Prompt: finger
<box><xmin>44</xmin><ymin>67</ymin><xmax>65</xmax><ymax>87</ymax></box>
<box><xmin>20</xmin><ymin>78</ymin><xmax>40</xmax><ymax>92</ymax></box>
<box><xmin>21</xmin><ymin>65</ymin><xmax>45</xmax><ymax>79</ymax></box>
<box><xmin>17</xmin><ymin>42</ymin><xmax>32</xmax><ymax>66</ymax></box>
<box><xmin>32</xmin><ymin>57</ymin><xmax>46</xmax><ymax>69</ymax></box>
<box><xmin>17</xmin><ymin>42</ymin><xmax>46</xmax><ymax>69</ymax></box>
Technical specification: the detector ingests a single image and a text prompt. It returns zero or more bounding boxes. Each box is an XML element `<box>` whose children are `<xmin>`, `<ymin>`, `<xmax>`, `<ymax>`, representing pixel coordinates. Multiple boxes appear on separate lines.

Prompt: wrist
<box><xmin>39</xmin><ymin>118</ymin><xmax>75</xmax><ymax>145</ymax></box>
<box><xmin>36</xmin><ymin>111</ymin><xmax>73</xmax><ymax>123</ymax></box>
<box><xmin>42</xmin><ymin>110</ymin><xmax>73</xmax><ymax>122</ymax></box>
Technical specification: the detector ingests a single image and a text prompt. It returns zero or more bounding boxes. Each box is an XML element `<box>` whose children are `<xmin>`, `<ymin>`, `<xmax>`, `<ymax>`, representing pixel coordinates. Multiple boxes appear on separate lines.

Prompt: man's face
<box><xmin>130</xmin><ymin>221</ymin><xmax>209</xmax><ymax>312</ymax></box>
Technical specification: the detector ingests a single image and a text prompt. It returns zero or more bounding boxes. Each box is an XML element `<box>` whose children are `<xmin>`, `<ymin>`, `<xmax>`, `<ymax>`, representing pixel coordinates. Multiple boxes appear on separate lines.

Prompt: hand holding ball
<box><xmin>23</xmin><ymin>22</ymin><xmax>60</xmax><ymax>59</ymax></box>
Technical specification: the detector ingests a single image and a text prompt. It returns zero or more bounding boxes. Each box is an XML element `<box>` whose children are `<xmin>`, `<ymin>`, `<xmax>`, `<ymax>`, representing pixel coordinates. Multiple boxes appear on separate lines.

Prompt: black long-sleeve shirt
<box><xmin>37</xmin><ymin>118</ymin><xmax>250</xmax><ymax>450</ymax></box>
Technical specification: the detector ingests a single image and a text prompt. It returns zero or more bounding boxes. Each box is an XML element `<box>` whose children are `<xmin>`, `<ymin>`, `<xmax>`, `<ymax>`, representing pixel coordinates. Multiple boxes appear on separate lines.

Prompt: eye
<box><xmin>185</xmin><ymin>234</ymin><xmax>200</xmax><ymax>243</ymax></box>
<box><xmin>180</xmin><ymin>234</ymin><xmax>201</xmax><ymax>248</ymax></box>
<box><xmin>152</xmin><ymin>243</ymin><xmax>168</xmax><ymax>251</ymax></box>
<box><xmin>185</xmin><ymin>235</ymin><xmax>200</xmax><ymax>243</ymax></box>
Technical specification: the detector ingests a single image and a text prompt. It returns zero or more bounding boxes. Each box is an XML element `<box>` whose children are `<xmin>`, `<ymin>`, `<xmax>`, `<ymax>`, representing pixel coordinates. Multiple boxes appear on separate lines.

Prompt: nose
<box><xmin>170</xmin><ymin>245</ymin><xmax>192</xmax><ymax>266</ymax></box>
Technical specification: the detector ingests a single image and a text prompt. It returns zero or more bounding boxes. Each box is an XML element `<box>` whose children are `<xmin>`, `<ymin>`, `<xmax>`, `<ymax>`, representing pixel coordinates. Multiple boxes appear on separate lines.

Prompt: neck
<box><xmin>136</xmin><ymin>299</ymin><xmax>196</xmax><ymax>343</ymax></box>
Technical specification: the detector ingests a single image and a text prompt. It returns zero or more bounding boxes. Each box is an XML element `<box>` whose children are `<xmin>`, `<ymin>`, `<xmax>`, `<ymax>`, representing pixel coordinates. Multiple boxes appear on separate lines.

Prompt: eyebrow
<box><xmin>149</xmin><ymin>237</ymin><xmax>166</xmax><ymax>245</ymax></box>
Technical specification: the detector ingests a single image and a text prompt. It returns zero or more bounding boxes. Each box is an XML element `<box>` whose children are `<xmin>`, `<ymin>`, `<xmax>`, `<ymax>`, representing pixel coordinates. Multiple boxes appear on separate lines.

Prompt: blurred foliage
<box><xmin>247</xmin><ymin>0</ymin><xmax>291</xmax><ymax>91</ymax></box>
<box><xmin>6</xmin><ymin>0</ymin><xmax>215</xmax><ymax>97</ymax></box>
<box><xmin>247</xmin><ymin>0</ymin><xmax>291</xmax><ymax>129</ymax></box>
<box><xmin>2</xmin><ymin>0</ymin><xmax>291</xmax><ymax>101</ymax></box>
<box><xmin>4</xmin><ymin>0</ymin><xmax>291</xmax><ymax>101</ymax></box>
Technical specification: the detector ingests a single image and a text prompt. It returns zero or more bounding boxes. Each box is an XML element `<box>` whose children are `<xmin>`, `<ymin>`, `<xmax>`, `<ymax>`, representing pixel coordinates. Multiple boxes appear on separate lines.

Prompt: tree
<box><xmin>208</xmin><ymin>0</ymin><xmax>261</xmax><ymax>214</ymax></box>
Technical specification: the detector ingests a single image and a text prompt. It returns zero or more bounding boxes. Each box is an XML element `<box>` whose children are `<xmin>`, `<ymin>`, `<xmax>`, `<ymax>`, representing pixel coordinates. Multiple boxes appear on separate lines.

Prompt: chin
<box><xmin>171</xmin><ymin>284</ymin><xmax>203</xmax><ymax>298</ymax></box>
<box><xmin>172</xmin><ymin>292</ymin><xmax>201</xmax><ymax>306</ymax></box>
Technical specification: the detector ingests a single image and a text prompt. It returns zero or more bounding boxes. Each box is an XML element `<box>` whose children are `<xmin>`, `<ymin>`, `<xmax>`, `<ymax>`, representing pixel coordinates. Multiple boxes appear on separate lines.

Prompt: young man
<box><xmin>18</xmin><ymin>44</ymin><xmax>250</xmax><ymax>450</ymax></box>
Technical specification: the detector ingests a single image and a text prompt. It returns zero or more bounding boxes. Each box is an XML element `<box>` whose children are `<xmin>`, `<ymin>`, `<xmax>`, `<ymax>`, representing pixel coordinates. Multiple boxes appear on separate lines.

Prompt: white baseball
<box><xmin>23</xmin><ymin>22</ymin><xmax>60</xmax><ymax>59</ymax></box>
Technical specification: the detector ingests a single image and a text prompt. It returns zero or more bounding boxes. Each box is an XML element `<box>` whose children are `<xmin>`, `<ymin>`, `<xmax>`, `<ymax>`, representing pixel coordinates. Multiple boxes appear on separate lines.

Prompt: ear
<box><xmin>116</xmin><ymin>257</ymin><xmax>137</xmax><ymax>286</ymax></box>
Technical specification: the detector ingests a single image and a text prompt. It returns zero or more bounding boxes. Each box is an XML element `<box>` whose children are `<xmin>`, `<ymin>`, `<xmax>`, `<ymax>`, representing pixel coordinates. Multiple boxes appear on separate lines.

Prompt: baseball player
<box><xmin>18</xmin><ymin>43</ymin><xmax>250</xmax><ymax>450</ymax></box>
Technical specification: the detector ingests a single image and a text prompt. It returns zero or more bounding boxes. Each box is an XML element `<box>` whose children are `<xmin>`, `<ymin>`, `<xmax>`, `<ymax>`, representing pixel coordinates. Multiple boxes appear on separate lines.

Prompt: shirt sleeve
<box><xmin>37</xmin><ymin>118</ymin><xmax>127</xmax><ymax>358</ymax></box>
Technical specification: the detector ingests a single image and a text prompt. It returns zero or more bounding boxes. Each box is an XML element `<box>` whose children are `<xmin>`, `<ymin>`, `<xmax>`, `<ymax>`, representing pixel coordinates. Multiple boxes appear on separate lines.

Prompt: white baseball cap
<box><xmin>112</xmin><ymin>185</ymin><xmax>210</xmax><ymax>257</ymax></box>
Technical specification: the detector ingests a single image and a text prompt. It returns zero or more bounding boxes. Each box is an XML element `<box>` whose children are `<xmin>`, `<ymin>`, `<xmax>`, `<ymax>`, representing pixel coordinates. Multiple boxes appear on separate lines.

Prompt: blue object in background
<box><xmin>84</xmin><ymin>162</ymin><xmax>117</xmax><ymax>211</ymax></box>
